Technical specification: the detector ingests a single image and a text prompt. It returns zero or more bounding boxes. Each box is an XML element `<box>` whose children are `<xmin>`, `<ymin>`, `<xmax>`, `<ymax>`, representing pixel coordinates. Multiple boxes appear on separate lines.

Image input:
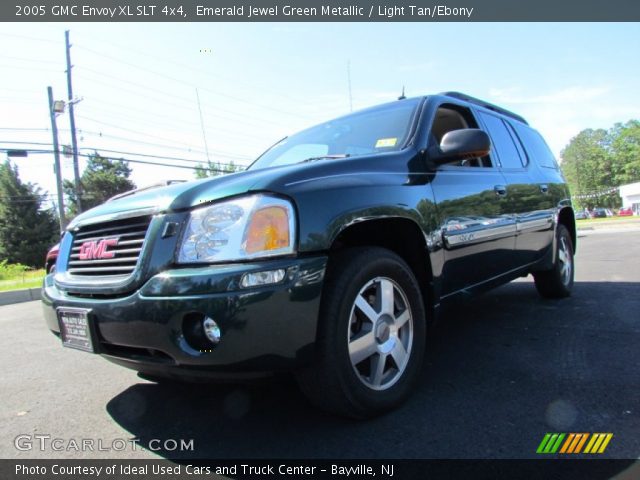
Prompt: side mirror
<box><xmin>427</xmin><ymin>129</ymin><xmax>491</xmax><ymax>165</ymax></box>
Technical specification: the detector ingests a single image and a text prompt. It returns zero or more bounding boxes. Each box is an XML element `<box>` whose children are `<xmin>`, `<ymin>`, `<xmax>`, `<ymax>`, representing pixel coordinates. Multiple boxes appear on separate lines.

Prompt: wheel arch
<box><xmin>557</xmin><ymin>207</ymin><xmax>577</xmax><ymax>252</ymax></box>
<box><xmin>328</xmin><ymin>217</ymin><xmax>435</xmax><ymax>322</ymax></box>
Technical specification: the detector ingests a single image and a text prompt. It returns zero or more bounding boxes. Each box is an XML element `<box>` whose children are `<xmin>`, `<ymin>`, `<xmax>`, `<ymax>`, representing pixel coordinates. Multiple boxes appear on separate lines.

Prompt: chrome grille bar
<box><xmin>67</xmin><ymin>216</ymin><xmax>151</xmax><ymax>277</ymax></box>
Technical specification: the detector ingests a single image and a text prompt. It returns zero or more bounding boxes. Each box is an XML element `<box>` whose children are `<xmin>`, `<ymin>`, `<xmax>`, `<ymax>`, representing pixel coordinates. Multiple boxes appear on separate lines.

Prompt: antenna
<box><xmin>398</xmin><ymin>86</ymin><xmax>406</xmax><ymax>100</ymax></box>
<box><xmin>347</xmin><ymin>60</ymin><xmax>353</xmax><ymax>112</ymax></box>
<box><xmin>195</xmin><ymin>88</ymin><xmax>210</xmax><ymax>163</ymax></box>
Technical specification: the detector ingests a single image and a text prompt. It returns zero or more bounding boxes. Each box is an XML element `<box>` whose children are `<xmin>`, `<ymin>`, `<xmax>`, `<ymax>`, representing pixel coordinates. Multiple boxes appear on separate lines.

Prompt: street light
<box><xmin>53</xmin><ymin>100</ymin><xmax>65</xmax><ymax>114</ymax></box>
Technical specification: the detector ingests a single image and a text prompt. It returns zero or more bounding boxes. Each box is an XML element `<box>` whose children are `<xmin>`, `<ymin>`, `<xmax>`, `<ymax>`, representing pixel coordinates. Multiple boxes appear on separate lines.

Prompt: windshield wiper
<box><xmin>300</xmin><ymin>154</ymin><xmax>350</xmax><ymax>163</ymax></box>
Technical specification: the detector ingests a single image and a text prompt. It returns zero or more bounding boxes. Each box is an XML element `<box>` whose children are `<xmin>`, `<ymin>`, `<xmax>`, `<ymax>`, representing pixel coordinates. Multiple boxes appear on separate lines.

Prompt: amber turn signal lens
<box><xmin>245</xmin><ymin>206</ymin><xmax>290</xmax><ymax>254</ymax></box>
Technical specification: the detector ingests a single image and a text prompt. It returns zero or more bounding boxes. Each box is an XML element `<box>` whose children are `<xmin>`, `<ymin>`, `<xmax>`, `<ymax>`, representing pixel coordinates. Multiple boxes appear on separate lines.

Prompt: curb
<box><xmin>0</xmin><ymin>287</ymin><xmax>41</xmax><ymax>306</ymax></box>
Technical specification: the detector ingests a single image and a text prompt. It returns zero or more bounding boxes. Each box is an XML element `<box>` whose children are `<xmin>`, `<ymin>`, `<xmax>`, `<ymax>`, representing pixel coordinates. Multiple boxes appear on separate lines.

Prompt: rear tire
<box><xmin>533</xmin><ymin>224</ymin><xmax>574</xmax><ymax>299</ymax></box>
<box><xmin>296</xmin><ymin>247</ymin><xmax>426</xmax><ymax>418</ymax></box>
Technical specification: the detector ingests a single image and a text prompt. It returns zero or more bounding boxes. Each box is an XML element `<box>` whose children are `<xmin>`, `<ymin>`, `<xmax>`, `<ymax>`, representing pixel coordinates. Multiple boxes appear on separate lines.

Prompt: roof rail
<box><xmin>439</xmin><ymin>91</ymin><xmax>528</xmax><ymax>125</ymax></box>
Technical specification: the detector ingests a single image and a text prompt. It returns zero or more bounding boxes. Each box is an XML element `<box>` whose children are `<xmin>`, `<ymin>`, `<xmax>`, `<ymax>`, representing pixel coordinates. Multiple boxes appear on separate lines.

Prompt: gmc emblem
<box><xmin>78</xmin><ymin>238</ymin><xmax>119</xmax><ymax>260</ymax></box>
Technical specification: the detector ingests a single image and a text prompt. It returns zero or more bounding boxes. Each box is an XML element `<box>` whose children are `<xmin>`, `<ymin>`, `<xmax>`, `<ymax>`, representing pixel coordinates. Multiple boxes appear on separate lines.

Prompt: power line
<box><xmin>0</xmin><ymin>63</ymin><xmax>63</xmax><ymax>73</ymax></box>
<box><xmin>75</xmin><ymin>33</ymin><xmax>320</xmax><ymax>109</ymax></box>
<box><xmin>77</xmin><ymin>129</ymin><xmax>211</xmax><ymax>156</ymax></box>
<box><xmin>0</xmin><ymin>32</ymin><xmax>63</xmax><ymax>44</ymax></box>
<box><xmin>77</xmin><ymin>147</ymin><xmax>246</xmax><ymax>166</ymax></box>
<box><xmin>76</xmin><ymin>116</ymin><xmax>254</xmax><ymax>160</ymax></box>
<box><xmin>75</xmin><ymin>44</ymin><xmax>311</xmax><ymax>119</ymax></box>
<box><xmin>0</xmin><ymin>140</ymin><xmax>52</xmax><ymax>146</ymax></box>
<box><xmin>1</xmin><ymin>141</ymin><xmax>248</xmax><ymax>166</ymax></box>
<box><xmin>74</xmin><ymin>67</ymin><xmax>296</xmax><ymax>131</ymax></box>
<box><xmin>0</xmin><ymin>126</ymin><xmax>254</xmax><ymax>160</ymax></box>
<box><xmin>0</xmin><ymin>54</ymin><xmax>60</xmax><ymax>65</ymax></box>
<box><xmin>0</xmin><ymin>128</ymin><xmax>51</xmax><ymax>132</ymax></box>
<box><xmin>1</xmin><ymin>147</ymin><xmax>239</xmax><ymax>174</ymax></box>
<box><xmin>78</xmin><ymin>98</ymin><xmax>271</xmax><ymax>145</ymax></box>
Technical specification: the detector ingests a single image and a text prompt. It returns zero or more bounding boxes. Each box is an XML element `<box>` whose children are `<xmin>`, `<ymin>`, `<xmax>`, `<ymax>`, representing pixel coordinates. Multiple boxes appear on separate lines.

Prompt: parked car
<box><xmin>591</xmin><ymin>208</ymin><xmax>608</xmax><ymax>218</ymax></box>
<box><xmin>575</xmin><ymin>211</ymin><xmax>588</xmax><ymax>220</ymax></box>
<box><xmin>618</xmin><ymin>207</ymin><xmax>633</xmax><ymax>216</ymax></box>
<box><xmin>42</xmin><ymin>92</ymin><xmax>576</xmax><ymax>418</ymax></box>
<box><xmin>44</xmin><ymin>243</ymin><xmax>59</xmax><ymax>273</ymax></box>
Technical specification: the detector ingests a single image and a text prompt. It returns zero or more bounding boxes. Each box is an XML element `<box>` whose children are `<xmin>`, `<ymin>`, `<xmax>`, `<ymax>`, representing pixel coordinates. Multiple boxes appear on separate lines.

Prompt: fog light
<box><xmin>240</xmin><ymin>268</ymin><xmax>286</xmax><ymax>288</ymax></box>
<box><xmin>203</xmin><ymin>317</ymin><xmax>221</xmax><ymax>344</ymax></box>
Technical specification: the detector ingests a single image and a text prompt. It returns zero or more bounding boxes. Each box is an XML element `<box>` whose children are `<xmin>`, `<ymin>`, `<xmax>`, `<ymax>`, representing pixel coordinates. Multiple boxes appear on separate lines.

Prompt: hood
<box><xmin>66</xmin><ymin>151</ymin><xmax>413</xmax><ymax>229</ymax></box>
<box><xmin>66</xmin><ymin>167</ymin><xmax>283</xmax><ymax>229</ymax></box>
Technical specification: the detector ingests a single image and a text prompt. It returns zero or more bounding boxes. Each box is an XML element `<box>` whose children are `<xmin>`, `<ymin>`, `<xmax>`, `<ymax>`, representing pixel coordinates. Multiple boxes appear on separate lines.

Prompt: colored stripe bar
<box><xmin>589</xmin><ymin>434</ymin><xmax>605</xmax><ymax>454</ymax></box>
<box><xmin>584</xmin><ymin>434</ymin><xmax>598</xmax><ymax>453</ymax></box>
<box><xmin>574</xmin><ymin>433</ymin><xmax>589</xmax><ymax>453</ymax></box>
<box><xmin>537</xmin><ymin>433</ymin><xmax>552</xmax><ymax>454</ymax></box>
<box><xmin>550</xmin><ymin>433</ymin><xmax>566</xmax><ymax>453</ymax></box>
<box><xmin>560</xmin><ymin>433</ymin><xmax>576</xmax><ymax>453</ymax></box>
<box><xmin>544</xmin><ymin>434</ymin><xmax>560</xmax><ymax>453</ymax></box>
<box><xmin>598</xmin><ymin>434</ymin><xmax>613</xmax><ymax>453</ymax></box>
<box><xmin>567</xmin><ymin>433</ymin><xmax>584</xmax><ymax>453</ymax></box>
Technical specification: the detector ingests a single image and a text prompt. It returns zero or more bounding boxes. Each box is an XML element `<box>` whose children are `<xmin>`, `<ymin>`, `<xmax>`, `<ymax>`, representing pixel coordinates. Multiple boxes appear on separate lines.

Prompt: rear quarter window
<box><xmin>477</xmin><ymin>111</ymin><xmax>525</xmax><ymax>169</ymax></box>
<box><xmin>512</xmin><ymin>123</ymin><xmax>559</xmax><ymax>169</ymax></box>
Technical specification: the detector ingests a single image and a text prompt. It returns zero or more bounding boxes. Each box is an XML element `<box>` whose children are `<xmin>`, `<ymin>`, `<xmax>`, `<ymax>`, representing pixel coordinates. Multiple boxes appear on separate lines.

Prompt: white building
<box><xmin>619</xmin><ymin>181</ymin><xmax>640</xmax><ymax>214</ymax></box>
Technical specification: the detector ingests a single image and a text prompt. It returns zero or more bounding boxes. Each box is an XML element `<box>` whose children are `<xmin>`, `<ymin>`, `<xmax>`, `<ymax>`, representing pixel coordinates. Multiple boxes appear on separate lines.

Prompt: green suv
<box><xmin>42</xmin><ymin>92</ymin><xmax>576</xmax><ymax>418</ymax></box>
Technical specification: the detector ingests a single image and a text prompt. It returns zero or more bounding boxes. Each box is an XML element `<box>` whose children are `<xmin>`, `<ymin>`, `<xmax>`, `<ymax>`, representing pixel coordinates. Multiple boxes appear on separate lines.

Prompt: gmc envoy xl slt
<box><xmin>42</xmin><ymin>92</ymin><xmax>576</xmax><ymax>418</ymax></box>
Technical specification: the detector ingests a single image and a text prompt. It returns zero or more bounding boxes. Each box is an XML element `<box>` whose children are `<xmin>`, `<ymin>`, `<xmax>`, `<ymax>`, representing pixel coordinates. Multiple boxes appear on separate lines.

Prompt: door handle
<box><xmin>494</xmin><ymin>185</ymin><xmax>507</xmax><ymax>197</ymax></box>
<box><xmin>539</xmin><ymin>184</ymin><xmax>549</xmax><ymax>194</ymax></box>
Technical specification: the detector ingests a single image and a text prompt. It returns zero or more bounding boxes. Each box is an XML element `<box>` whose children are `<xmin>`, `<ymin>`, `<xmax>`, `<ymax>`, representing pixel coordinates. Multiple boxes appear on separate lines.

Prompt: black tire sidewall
<box><xmin>556</xmin><ymin>224</ymin><xmax>574</xmax><ymax>292</ymax></box>
<box><xmin>321</xmin><ymin>248</ymin><xmax>426</xmax><ymax>415</ymax></box>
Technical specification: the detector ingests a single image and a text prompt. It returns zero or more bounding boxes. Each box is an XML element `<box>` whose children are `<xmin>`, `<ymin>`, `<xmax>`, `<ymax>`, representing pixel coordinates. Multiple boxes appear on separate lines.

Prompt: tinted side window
<box><xmin>513</xmin><ymin>124</ymin><xmax>559</xmax><ymax>169</ymax></box>
<box><xmin>478</xmin><ymin>112</ymin><xmax>524</xmax><ymax>169</ymax></box>
<box><xmin>430</xmin><ymin>104</ymin><xmax>493</xmax><ymax>167</ymax></box>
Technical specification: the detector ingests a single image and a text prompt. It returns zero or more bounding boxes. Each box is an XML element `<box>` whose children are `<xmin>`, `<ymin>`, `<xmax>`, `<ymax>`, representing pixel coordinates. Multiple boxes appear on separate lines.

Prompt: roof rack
<box><xmin>439</xmin><ymin>91</ymin><xmax>528</xmax><ymax>125</ymax></box>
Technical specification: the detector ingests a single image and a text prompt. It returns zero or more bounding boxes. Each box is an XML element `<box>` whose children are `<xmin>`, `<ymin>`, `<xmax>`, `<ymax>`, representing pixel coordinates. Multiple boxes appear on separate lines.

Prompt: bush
<box><xmin>0</xmin><ymin>259</ymin><xmax>30</xmax><ymax>280</ymax></box>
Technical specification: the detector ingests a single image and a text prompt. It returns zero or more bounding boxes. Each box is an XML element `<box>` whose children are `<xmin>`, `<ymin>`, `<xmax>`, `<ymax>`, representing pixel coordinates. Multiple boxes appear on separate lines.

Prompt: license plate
<box><xmin>57</xmin><ymin>308</ymin><xmax>96</xmax><ymax>353</ymax></box>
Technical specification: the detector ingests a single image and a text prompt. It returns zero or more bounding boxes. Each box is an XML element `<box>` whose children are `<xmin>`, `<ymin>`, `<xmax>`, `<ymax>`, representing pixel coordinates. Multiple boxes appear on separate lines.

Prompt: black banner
<box><xmin>2</xmin><ymin>459</ymin><xmax>640</xmax><ymax>480</ymax></box>
<box><xmin>3</xmin><ymin>0</ymin><xmax>640</xmax><ymax>22</ymax></box>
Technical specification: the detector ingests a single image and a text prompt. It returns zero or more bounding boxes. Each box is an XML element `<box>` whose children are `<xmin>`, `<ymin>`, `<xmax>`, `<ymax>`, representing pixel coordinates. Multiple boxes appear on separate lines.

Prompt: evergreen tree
<box><xmin>194</xmin><ymin>159</ymin><xmax>244</xmax><ymax>179</ymax></box>
<box><xmin>0</xmin><ymin>161</ymin><xmax>59</xmax><ymax>267</ymax></box>
<box><xmin>64</xmin><ymin>152</ymin><xmax>136</xmax><ymax>216</ymax></box>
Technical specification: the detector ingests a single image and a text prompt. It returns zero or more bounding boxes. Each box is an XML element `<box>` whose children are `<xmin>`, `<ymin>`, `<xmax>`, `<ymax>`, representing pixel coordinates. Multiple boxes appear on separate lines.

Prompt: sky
<box><xmin>1</xmin><ymin>22</ymin><xmax>639</xmax><ymax>208</ymax></box>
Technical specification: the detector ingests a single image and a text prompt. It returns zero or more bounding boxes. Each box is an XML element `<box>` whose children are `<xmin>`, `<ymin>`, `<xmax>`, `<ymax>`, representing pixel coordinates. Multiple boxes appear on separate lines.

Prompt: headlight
<box><xmin>177</xmin><ymin>195</ymin><xmax>296</xmax><ymax>263</ymax></box>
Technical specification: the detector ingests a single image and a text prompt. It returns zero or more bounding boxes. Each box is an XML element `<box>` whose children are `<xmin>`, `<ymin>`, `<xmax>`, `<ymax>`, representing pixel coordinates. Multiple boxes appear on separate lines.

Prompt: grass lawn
<box><xmin>576</xmin><ymin>216</ymin><xmax>640</xmax><ymax>225</ymax></box>
<box><xmin>0</xmin><ymin>269</ymin><xmax>45</xmax><ymax>292</ymax></box>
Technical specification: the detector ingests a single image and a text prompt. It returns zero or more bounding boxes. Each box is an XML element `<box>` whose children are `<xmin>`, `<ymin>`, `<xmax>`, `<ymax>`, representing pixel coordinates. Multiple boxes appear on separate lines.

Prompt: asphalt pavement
<box><xmin>1</xmin><ymin>229</ymin><xmax>639</xmax><ymax>461</ymax></box>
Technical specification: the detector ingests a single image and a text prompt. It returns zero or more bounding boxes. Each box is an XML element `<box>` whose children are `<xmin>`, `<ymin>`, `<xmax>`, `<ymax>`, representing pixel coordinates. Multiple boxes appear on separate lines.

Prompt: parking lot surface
<box><xmin>1</xmin><ymin>230</ymin><xmax>638</xmax><ymax>460</ymax></box>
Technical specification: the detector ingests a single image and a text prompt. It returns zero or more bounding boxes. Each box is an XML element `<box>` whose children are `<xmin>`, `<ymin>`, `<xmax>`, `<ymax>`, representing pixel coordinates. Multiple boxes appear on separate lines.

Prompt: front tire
<box><xmin>296</xmin><ymin>247</ymin><xmax>426</xmax><ymax>418</ymax></box>
<box><xmin>533</xmin><ymin>224</ymin><xmax>574</xmax><ymax>298</ymax></box>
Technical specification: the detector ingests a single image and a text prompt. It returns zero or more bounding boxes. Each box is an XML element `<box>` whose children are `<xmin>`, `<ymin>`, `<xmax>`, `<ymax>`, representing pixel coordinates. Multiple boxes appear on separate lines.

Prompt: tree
<box><xmin>194</xmin><ymin>160</ymin><xmax>244</xmax><ymax>179</ymax></box>
<box><xmin>64</xmin><ymin>152</ymin><xmax>136</xmax><ymax>216</ymax></box>
<box><xmin>0</xmin><ymin>161</ymin><xmax>58</xmax><ymax>267</ymax></box>
<box><xmin>560</xmin><ymin>129</ymin><xmax>618</xmax><ymax>210</ymax></box>
<box><xmin>610</xmin><ymin>120</ymin><xmax>640</xmax><ymax>185</ymax></box>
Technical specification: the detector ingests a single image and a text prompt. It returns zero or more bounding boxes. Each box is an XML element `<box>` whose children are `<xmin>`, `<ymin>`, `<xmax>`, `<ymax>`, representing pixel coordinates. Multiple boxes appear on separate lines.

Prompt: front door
<box><xmin>427</xmin><ymin>102</ymin><xmax>517</xmax><ymax>296</ymax></box>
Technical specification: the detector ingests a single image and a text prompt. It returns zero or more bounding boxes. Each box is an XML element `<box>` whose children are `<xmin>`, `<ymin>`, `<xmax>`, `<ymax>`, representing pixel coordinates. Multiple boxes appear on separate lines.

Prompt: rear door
<box><xmin>476</xmin><ymin>111</ymin><xmax>555</xmax><ymax>266</ymax></box>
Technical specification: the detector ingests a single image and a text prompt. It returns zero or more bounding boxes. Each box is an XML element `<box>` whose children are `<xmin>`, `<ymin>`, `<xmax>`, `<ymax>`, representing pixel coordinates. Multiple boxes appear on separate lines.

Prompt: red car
<box><xmin>618</xmin><ymin>207</ymin><xmax>633</xmax><ymax>216</ymax></box>
<box><xmin>45</xmin><ymin>243</ymin><xmax>59</xmax><ymax>273</ymax></box>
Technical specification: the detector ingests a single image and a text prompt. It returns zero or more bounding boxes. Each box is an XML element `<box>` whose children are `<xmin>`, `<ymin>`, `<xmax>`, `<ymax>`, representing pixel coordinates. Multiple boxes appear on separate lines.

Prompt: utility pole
<box><xmin>47</xmin><ymin>86</ymin><xmax>66</xmax><ymax>232</ymax></box>
<box><xmin>65</xmin><ymin>30</ymin><xmax>82</xmax><ymax>213</ymax></box>
<box><xmin>347</xmin><ymin>60</ymin><xmax>353</xmax><ymax>112</ymax></box>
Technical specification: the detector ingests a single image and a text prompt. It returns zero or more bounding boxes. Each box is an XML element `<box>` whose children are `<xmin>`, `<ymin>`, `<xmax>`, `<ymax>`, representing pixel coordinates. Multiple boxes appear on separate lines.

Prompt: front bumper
<box><xmin>42</xmin><ymin>256</ymin><xmax>327</xmax><ymax>379</ymax></box>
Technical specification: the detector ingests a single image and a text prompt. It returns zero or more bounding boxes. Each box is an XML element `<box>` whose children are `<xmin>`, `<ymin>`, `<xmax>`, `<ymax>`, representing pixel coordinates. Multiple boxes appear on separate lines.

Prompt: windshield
<box><xmin>249</xmin><ymin>98</ymin><xmax>422</xmax><ymax>170</ymax></box>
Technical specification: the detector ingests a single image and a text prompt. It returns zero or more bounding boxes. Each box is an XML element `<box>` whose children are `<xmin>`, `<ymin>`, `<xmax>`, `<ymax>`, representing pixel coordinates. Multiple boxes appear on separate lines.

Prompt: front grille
<box><xmin>68</xmin><ymin>216</ymin><xmax>151</xmax><ymax>277</ymax></box>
